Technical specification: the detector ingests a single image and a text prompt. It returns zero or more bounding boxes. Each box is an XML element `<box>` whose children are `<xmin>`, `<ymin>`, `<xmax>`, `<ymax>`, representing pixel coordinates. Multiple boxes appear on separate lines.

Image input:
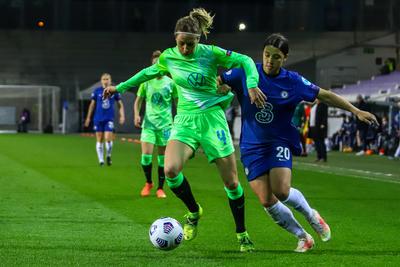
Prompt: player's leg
<box><xmin>201</xmin><ymin>108</ymin><xmax>253</xmax><ymax>251</ymax></box>
<box><xmin>104</xmin><ymin>130</ymin><xmax>113</xmax><ymax>166</ymax></box>
<box><xmin>249</xmin><ymin>173</ymin><xmax>313</xmax><ymax>252</ymax></box>
<box><xmin>164</xmin><ymin>139</ymin><xmax>200</xmax><ymax>240</ymax></box>
<box><xmin>140</xmin><ymin>141</ymin><xmax>154</xmax><ymax>197</ymax></box>
<box><xmin>270</xmin><ymin>167</ymin><xmax>330</xmax><ymax>244</ymax></box>
<box><xmin>156</xmin><ymin>145</ymin><xmax>167</xmax><ymax>198</ymax></box>
<box><xmin>154</xmin><ymin>127</ymin><xmax>171</xmax><ymax>198</ymax></box>
<box><xmin>95</xmin><ymin>128</ymin><xmax>105</xmax><ymax>166</ymax></box>
<box><xmin>164</xmin><ymin>113</ymin><xmax>201</xmax><ymax>241</ymax></box>
<box><xmin>103</xmin><ymin>121</ymin><xmax>115</xmax><ymax>165</ymax></box>
<box><xmin>139</xmin><ymin>128</ymin><xmax>158</xmax><ymax>196</ymax></box>
<box><xmin>215</xmin><ymin>153</ymin><xmax>254</xmax><ymax>252</ymax></box>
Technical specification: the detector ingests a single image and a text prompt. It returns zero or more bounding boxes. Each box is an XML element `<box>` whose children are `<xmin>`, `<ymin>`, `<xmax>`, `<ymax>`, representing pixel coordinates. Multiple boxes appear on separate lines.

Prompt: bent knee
<box><xmin>274</xmin><ymin>191</ymin><xmax>289</xmax><ymax>201</ymax></box>
<box><xmin>164</xmin><ymin>164</ymin><xmax>181</xmax><ymax>178</ymax></box>
<box><xmin>224</xmin><ymin>180</ymin><xmax>238</xmax><ymax>190</ymax></box>
<box><xmin>261</xmin><ymin>199</ymin><xmax>277</xmax><ymax>208</ymax></box>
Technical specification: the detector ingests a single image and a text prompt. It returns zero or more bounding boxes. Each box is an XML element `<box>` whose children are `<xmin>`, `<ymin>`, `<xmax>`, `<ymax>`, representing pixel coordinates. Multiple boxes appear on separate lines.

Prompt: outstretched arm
<box><xmin>317</xmin><ymin>88</ymin><xmax>378</xmax><ymax>126</ymax></box>
<box><xmin>104</xmin><ymin>54</ymin><xmax>168</xmax><ymax>98</ymax></box>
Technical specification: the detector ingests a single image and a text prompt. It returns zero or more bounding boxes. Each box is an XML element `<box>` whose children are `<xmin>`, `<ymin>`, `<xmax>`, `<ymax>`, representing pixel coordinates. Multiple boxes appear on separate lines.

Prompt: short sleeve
<box><xmin>114</xmin><ymin>92</ymin><xmax>121</xmax><ymax>101</ymax></box>
<box><xmin>221</xmin><ymin>68</ymin><xmax>246</xmax><ymax>94</ymax></box>
<box><xmin>156</xmin><ymin>52</ymin><xmax>169</xmax><ymax>75</ymax></box>
<box><xmin>137</xmin><ymin>83</ymin><xmax>147</xmax><ymax>98</ymax></box>
<box><xmin>90</xmin><ymin>91</ymin><xmax>96</xmax><ymax>101</ymax></box>
<box><xmin>295</xmin><ymin>74</ymin><xmax>320</xmax><ymax>102</ymax></box>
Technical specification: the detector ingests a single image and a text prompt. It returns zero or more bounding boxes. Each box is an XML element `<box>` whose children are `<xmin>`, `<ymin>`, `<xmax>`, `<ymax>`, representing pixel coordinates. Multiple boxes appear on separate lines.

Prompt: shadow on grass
<box><xmin>221</xmin><ymin>249</ymin><xmax>400</xmax><ymax>257</ymax></box>
<box><xmin>3</xmin><ymin>244</ymin><xmax>400</xmax><ymax>258</ymax></box>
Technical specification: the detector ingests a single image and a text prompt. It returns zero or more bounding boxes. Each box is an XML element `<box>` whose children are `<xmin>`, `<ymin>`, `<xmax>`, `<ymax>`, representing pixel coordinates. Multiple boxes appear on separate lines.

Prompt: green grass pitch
<box><xmin>1</xmin><ymin>134</ymin><xmax>400</xmax><ymax>266</ymax></box>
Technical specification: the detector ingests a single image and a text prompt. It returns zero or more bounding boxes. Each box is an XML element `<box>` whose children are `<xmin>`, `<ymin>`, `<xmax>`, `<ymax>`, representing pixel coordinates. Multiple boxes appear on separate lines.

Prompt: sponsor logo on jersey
<box><xmin>102</xmin><ymin>99</ymin><xmax>110</xmax><ymax>109</ymax></box>
<box><xmin>255</xmin><ymin>102</ymin><xmax>274</xmax><ymax>124</ymax></box>
<box><xmin>151</xmin><ymin>92</ymin><xmax>165</xmax><ymax>107</ymax></box>
<box><xmin>187</xmin><ymin>72</ymin><xmax>205</xmax><ymax>88</ymax></box>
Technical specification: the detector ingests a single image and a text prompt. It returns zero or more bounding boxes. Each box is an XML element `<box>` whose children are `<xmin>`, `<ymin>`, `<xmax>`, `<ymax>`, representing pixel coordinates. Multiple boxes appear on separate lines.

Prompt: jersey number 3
<box><xmin>255</xmin><ymin>102</ymin><xmax>273</xmax><ymax>124</ymax></box>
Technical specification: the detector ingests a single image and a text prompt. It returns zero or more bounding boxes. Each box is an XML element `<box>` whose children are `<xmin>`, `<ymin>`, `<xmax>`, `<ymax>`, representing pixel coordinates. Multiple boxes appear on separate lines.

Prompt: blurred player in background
<box><xmin>103</xmin><ymin>8</ymin><xmax>266</xmax><ymax>252</ymax></box>
<box><xmin>292</xmin><ymin>102</ymin><xmax>307</xmax><ymax>156</ymax></box>
<box><xmin>219</xmin><ymin>33</ymin><xmax>378</xmax><ymax>252</ymax></box>
<box><xmin>85</xmin><ymin>73</ymin><xmax>125</xmax><ymax>166</ymax></box>
<box><xmin>134</xmin><ymin>50</ymin><xmax>178</xmax><ymax>198</ymax></box>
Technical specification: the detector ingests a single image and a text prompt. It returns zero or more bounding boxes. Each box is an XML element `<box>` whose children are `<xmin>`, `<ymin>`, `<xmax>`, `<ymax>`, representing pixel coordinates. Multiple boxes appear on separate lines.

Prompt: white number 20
<box><xmin>276</xmin><ymin>146</ymin><xmax>290</xmax><ymax>160</ymax></box>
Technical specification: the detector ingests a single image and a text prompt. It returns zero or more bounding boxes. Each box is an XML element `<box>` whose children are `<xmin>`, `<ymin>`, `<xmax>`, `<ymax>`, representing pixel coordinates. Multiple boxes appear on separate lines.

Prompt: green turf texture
<box><xmin>1</xmin><ymin>134</ymin><xmax>399</xmax><ymax>266</ymax></box>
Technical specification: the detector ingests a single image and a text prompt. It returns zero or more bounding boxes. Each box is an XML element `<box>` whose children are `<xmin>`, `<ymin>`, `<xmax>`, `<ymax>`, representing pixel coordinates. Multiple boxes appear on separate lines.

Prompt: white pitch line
<box><xmin>293</xmin><ymin>161</ymin><xmax>400</xmax><ymax>185</ymax></box>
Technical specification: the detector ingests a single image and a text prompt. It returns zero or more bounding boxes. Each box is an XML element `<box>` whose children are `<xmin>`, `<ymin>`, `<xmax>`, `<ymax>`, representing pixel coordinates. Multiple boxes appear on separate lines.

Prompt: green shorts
<box><xmin>170</xmin><ymin>106</ymin><xmax>234</xmax><ymax>162</ymax></box>
<box><xmin>140</xmin><ymin>127</ymin><xmax>171</xmax><ymax>146</ymax></box>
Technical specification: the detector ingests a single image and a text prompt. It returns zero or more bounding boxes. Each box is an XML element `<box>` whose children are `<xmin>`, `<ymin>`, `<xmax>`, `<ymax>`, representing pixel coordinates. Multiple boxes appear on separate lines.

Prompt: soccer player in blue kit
<box><xmin>219</xmin><ymin>33</ymin><xmax>378</xmax><ymax>252</ymax></box>
<box><xmin>85</xmin><ymin>73</ymin><xmax>125</xmax><ymax>166</ymax></box>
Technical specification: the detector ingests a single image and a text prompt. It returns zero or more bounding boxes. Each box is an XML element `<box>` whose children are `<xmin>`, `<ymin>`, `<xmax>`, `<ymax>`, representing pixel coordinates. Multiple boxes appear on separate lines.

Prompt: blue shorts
<box><xmin>93</xmin><ymin>120</ymin><xmax>114</xmax><ymax>132</ymax></box>
<box><xmin>240</xmin><ymin>143</ymin><xmax>292</xmax><ymax>181</ymax></box>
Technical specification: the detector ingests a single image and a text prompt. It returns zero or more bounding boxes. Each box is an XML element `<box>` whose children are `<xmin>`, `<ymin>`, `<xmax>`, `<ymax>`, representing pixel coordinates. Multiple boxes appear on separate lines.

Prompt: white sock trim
<box><xmin>283</xmin><ymin>188</ymin><xmax>313</xmax><ymax>220</ymax></box>
<box><xmin>105</xmin><ymin>141</ymin><xmax>113</xmax><ymax>157</ymax></box>
<box><xmin>96</xmin><ymin>142</ymin><xmax>104</xmax><ymax>163</ymax></box>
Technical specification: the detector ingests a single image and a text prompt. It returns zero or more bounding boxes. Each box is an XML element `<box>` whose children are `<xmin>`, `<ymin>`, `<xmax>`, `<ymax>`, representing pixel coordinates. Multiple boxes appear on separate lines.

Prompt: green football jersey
<box><xmin>117</xmin><ymin>43</ymin><xmax>259</xmax><ymax>113</ymax></box>
<box><xmin>137</xmin><ymin>76</ymin><xmax>177</xmax><ymax>130</ymax></box>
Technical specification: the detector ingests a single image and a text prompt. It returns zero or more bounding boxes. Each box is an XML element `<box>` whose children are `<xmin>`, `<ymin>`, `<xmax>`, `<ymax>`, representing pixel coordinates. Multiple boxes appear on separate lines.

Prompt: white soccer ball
<box><xmin>149</xmin><ymin>217</ymin><xmax>183</xmax><ymax>250</ymax></box>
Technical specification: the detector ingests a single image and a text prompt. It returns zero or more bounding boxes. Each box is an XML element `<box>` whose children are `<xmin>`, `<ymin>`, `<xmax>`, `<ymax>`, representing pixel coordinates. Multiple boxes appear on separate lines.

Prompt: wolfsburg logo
<box><xmin>187</xmin><ymin>72</ymin><xmax>205</xmax><ymax>88</ymax></box>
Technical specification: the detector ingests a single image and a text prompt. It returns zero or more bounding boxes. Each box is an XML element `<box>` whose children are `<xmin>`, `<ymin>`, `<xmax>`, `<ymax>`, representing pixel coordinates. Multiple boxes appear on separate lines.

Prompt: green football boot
<box><xmin>183</xmin><ymin>204</ymin><xmax>203</xmax><ymax>241</ymax></box>
<box><xmin>237</xmin><ymin>231</ymin><xmax>255</xmax><ymax>252</ymax></box>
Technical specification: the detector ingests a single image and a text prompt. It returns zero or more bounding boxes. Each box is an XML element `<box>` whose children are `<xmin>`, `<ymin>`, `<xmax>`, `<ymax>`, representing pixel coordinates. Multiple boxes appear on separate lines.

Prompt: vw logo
<box><xmin>187</xmin><ymin>72</ymin><xmax>205</xmax><ymax>88</ymax></box>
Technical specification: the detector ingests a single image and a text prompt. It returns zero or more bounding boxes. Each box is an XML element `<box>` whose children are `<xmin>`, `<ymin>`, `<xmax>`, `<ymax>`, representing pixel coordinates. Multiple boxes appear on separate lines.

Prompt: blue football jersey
<box><xmin>91</xmin><ymin>87</ymin><xmax>121</xmax><ymax>122</ymax></box>
<box><xmin>221</xmin><ymin>64</ymin><xmax>319</xmax><ymax>155</ymax></box>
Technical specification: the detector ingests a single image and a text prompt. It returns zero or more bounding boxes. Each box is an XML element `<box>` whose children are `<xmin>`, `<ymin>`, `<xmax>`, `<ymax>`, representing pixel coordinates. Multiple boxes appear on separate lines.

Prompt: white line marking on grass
<box><xmin>293</xmin><ymin>161</ymin><xmax>400</xmax><ymax>185</ymax></box>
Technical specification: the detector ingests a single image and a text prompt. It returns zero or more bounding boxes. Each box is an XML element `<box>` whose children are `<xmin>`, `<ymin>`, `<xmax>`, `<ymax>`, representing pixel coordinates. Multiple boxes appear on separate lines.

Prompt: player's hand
<box><xmin>134</xmin><ymin>116</ymin><xmax>142</xmax><ymax>128</ymax></box>
<box><xmin>355</xmin><ymin>110</ymin><xmax>379</xmax><ymax>126</ymax></box>
<box><xmin>119</xmin><ymin>116</ymin><xmax>125</xmax><ymax>125</ymax></box>
<box><xmin>103</xmin><ymin>86</ymin><xmax>117</xmax><ymax>99</ymax></box>
<box><xmin>84</xmin><ymin>118</ymin><xmax>90</xmax><ymax>128</ymax></box>
<box><xmin>248</xmin><ymin>87</ymin><xmax>267</xmax><ymax>109</ymax></box>
<box><xmin>217</xmin><ymin>83</ymin><xmax>232</xmax><ymax>95</ymax></box>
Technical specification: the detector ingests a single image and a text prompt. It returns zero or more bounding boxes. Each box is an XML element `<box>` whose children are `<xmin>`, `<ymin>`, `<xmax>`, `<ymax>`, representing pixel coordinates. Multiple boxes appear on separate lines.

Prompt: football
<box><xmin>149</xmin><ymin>217</ymin><xmax>183</xmax><ymax>250</ymax></box>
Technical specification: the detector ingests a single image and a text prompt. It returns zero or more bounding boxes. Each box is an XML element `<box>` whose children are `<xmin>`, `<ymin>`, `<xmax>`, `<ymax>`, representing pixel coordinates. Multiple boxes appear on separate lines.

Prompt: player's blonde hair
<box><xmin>174</xmin><ymin>8</ymin><xmax>214</xmax><ymax>39</ymax></box>
<box><xmin>100</xmin><ymin>73</ymin><xmax>111</xmax><ymax>79</ymax></box>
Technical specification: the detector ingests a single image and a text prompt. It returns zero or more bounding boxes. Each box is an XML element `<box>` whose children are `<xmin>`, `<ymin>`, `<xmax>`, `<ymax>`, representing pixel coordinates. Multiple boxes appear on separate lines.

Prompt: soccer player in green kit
<box><xmin>134</xmin><ymin>50</ymin><xmax>178</xmax><ymax>198</ymax></box>
<box><xmin>104</xmin><ymin>8</ymin><xmax>266</xmax><ymax>252</ymax></box>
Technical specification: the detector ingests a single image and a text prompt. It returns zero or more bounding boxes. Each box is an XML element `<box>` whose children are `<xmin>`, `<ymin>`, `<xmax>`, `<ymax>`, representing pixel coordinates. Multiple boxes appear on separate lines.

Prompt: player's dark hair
<box><xmin>175</xmin><ymin>8</ymin><xmax>214</xmax><ymax>39</ymax></box>
<box><xmin>263</xmin><ymin>33</ymin><xmax>289</xmax><ymax>56</ymax></box>
<box><xmin>152</xmin><ymin>50</ymin><xmax>161</xmax><ymax>60</ymax></box>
